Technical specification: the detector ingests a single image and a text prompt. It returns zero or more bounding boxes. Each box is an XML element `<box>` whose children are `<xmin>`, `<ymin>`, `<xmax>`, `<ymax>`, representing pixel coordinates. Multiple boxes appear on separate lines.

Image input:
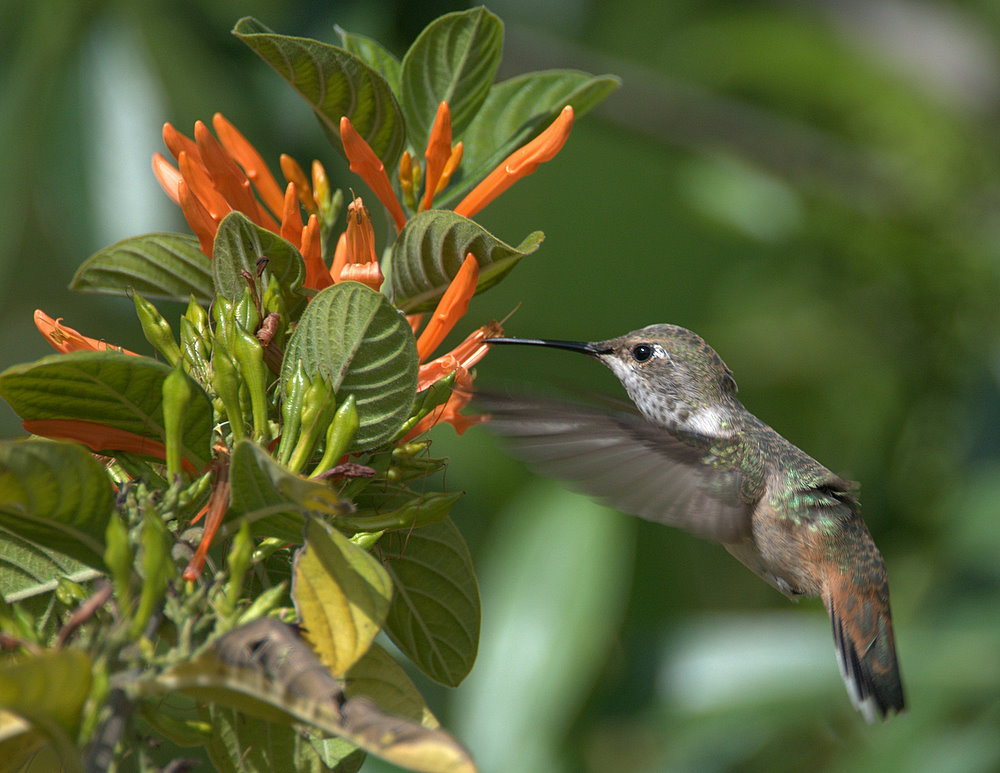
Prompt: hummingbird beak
<box><xmin>484</xmin><ymin>337</ymin><xmax>610</xmax><ymax>357</ymax></box>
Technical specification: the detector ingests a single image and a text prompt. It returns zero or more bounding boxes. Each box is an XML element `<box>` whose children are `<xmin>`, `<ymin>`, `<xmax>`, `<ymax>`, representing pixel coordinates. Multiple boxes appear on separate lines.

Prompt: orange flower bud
<box><xmin>213</xmin><ymin>112</ymin><xmax>286</xmax><ymax>218</ymax></box>
<box><xmin>280</xmin><ymin>154</ymin><xmax>318</xmax><ymax>214</ymax></box>
<box><xmin>415</xmin><ymin>253</ymin><xmax>479</xmax><ymax>361</ymax></box>
<box><xmin>152</xmin><ymin>153</ymin><xmax>183</xmax><ymax>205</ymax></box>
<box><xmin>280</xmin><ymin>182</ymin><xmax>304</xmax><ymax>244</ymax></box>
<box><xmin>455</xmin><ymin>105</ymin><xmax>574</xmax><ymax>218</ymax></box>
<box><xmin>339</xmin><ymin>116</ymin><xmax>407</xmax><ymax>231</ymax></box>
<box><xmin>301</xmin><ymin>214</ymin><xmax>333</xmax><ymax>290</ymax></box>
<box><xmin>34</xmin><ymin>310</ymin><xmax>138</xmax><ymax>355</ymax></box>
<box><xmin>422</xmin><ymin>101</ymin><xmax>453</xmax><ymax>211</ymax></box>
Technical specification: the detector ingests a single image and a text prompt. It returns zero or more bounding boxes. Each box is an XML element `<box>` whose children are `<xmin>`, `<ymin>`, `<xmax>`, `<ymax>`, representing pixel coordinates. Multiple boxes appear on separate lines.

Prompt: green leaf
<box><xmin>234</xmin><ymin>18</ymin><xmax>406</xmax><ymax>168</ymax></box>
<box><xmin>70</xmin><ymin>233</ymin><xmax>213</xmax><ymax>303</ymax></box>
<box><xmin>400</xmin><ymin>8</ymin><xmax>503</xmax><ymax>151</ymax></box>
<box><xmin>440</xmin><ymin>69</ymin><xmax>621</xmax><ymax>206</ymax></box>
<box><xmin>390</xmin><ymin>210</ymin><xmax>543</xmax><ymax>313</ymax></box>
<box><xmin>228</xmin><ymin>439</ymin><xmax>349</xmax><ymax>543</ymax></box>
<box><xmin>0</xmin><ymin>352</ymin><xmax>214</xmax><ymax>470</ymax></box>
<box><xmin>0</xmin><ymin>527</ymin><xmax>95</xmax><ymax>603</ymax></box>
<box><xmin>382</xmin><ymin>519</ymin><xmax>480</xmax><ymax>686</ymax></box>
<box><xmin>293</xmin><ymin>518</ymin><xmax>393</xmax><ymax>677</ymax></box>
<box><xmin>203</xmin><ymin>703</ymin><xmax>360</xmax><ymax>773</ymax></box>
<box><xmin>212</xmin><ymin>211</ymin><xmax>305</xmax><ymax>303</ymax></box>
<box><xmin>335</xmin><ymin>26</ymin><xmax>401</xmax><ymax>96</ymax></box>
<box><xmin>281</xmin><ymin>283</ymin><xmax>418</xmax><ymax>450</ymax></box>
<box><xmin>154</xmin><ymin>619</ymin><xmax>478</xmax><ymax>773</ymax></box>
<box><xmin>0</xmin><ymin>440</ymin><xmax>114</xmax><ymax>570</ymax></box>
<box><xmin>0</xmin><ymin>649</ymin><xmax>91</xmax><ymax>758</ymax></box>
<box><xmin>345</xmin><ymin>643</ymin><xmax>438</xmax><ymax>729</ymax></box>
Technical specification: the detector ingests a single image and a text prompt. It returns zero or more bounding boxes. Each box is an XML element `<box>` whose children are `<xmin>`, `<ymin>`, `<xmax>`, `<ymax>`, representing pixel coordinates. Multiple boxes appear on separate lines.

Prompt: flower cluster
<box><xmin>32</xmin><ymin>102</ymin><xmax>574</xmax><ymax>451</ymax></box>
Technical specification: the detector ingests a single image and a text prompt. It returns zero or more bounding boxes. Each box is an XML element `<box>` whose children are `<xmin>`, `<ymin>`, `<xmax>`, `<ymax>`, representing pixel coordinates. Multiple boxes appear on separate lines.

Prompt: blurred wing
<box><xmin>476</xmin><ymin>392</ymin><xmax>752</xmax><ymax>543</ymax></box>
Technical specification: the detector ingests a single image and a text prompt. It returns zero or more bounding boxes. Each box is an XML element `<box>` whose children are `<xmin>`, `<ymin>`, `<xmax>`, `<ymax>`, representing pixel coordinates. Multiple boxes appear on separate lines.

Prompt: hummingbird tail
<box><xmin>823</xmin><ymin>550</ymin><xmax>905</xmax><ymax>722</ymax></box>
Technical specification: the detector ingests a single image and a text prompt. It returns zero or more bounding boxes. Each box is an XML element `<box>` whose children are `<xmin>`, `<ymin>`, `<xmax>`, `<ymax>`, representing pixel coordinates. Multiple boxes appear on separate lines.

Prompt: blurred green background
<box><xmin>3</xmin><ymin>0</ymin><xmax>1000</xmax><ymax>771</ymax></box>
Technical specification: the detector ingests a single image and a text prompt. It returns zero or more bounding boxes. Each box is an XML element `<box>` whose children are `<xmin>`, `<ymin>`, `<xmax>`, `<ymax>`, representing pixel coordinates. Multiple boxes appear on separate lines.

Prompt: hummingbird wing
<box><xmin>476</xmin><ymin>392</ymin><xmax>752</xmax><ymax>542</ymax></box>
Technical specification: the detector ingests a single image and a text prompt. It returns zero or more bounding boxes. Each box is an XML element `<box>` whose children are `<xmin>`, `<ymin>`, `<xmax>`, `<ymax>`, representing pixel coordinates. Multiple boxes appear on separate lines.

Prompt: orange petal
<box><xmin>415</xmin><ymin>254</ymin><xmax>479</xmax><ymax>361</ymax></box>
<box><xmin>421</xmin><ymin>101</ymin><xmax>452</xmax><ymax>211</ymax></box>
<box><xmin>34</xmin><ymin>310</ymin><xmax>138</xmax><ymax>355</ymax></box>
<box><xmin>152</xmin><ymin>153</ymin><xmax>182</xmax><ymax>205</ymax></box>
<box><xmin>162</xmin><ymin>122</ymin><xmax>200</xmax><ymax>164</ymax></box>
<box><xmin>183</xmin><ymin>464</ymin><xmax>230</xmax><ymax>581</ymax></box>
<box><xmin>447</xmin><ymin>320</ymin><xmax>503</xmax><ymax>369</ymax></box>
<box><xmin>23</xmin><ymin>419</ymin><xmax>196</xmax><ymax>475</ymax></box>
<box><xmin>195</xmin><ymin>121</ymin><xmax>277</xmax><ymax>231</ymax></box>
<box><xmin>179</xmin><ymin>150</ymin><xmax>231</xmax><ymax>221</ymax></box>
<box><xmin>407</xmin><ymin>314</ymin><xmax>424</xmax><ymax>335</ymax></box>
<box><xmin>312</xmin><ymin>160</ymin><xmax>330</xmax><ymax>209</ymax></box>
<box><xmin>415</xmin><ymin>321</ymin><xmax>501</xmax><ymax>391</ymax></box>
<box><xmin>435</xmin><ymin>142</ymin><xmax>463</xmax><ymax>196</ymax></box>
<box><xmin>178</xmin><ymin>179</ymin><xmax>219</xmax><ymax>256</ymax></box>
<box><xmin>301</xmin><ymin>214</ymin><xmax>333</xmax><ymax>290</ymax></box>
<box><xmin>339</xmin><ymin>116</ymin><xmax>407</xmax><ymax>231</ymax></box>
<box><xmin>399</xmin><ymin>151</ymin><xmax>415</xmax><ymax>199</ymax></box>
<box><xmin>330</xmin><ymin>231</ymin><xmax>348</xmax><ymax>284</ymax></box>
<box><xmin>403</xmin><ymin>367</ymin><xmax>484</xmax><ymax>441</ymax></box>
<box><xmin>280</xmin><ymin>182</ymin><xmax>304</xmax><ymax>244</ymax></box>
<box><xmin>280</xmin><ymin>154</ymin><xmax>318</xmax><ymax>214</ymax></box>
<box><xmin>212</xmin><ymin>113</ymin><xmax>285</xmax><ymax>218</ymax></box>
<box><xmin>455</xmin><ymin>105</ymin><xmax>574</xmax><ymax>218</ymax></box>
<box><xmin>344</xmin><ymin>197</ymin><xmax>378</xmax><ymax>265</ymax></box>
<box><xmin>339</xmin><ymin>263</ymin><xmax>384</xmax><ymax>292</ymax></box>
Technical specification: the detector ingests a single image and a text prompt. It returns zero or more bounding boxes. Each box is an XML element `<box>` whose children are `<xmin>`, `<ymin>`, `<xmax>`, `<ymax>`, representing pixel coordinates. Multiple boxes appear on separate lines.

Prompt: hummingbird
<box><xmin>481</xmin><ymin>324</ymin><xmax>904</xmax><ymax>722</ymax></box>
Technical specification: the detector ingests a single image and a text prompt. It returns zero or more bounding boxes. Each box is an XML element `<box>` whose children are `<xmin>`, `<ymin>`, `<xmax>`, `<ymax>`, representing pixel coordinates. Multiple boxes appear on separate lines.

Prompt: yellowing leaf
<box><xmin>293</xmin><ymin>518</ymin><xmax>393</xmax><ymax>676</ymax></box>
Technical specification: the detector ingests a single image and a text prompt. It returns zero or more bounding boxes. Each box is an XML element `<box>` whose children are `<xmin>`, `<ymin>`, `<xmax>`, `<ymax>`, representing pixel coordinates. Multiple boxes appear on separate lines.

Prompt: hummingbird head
<box><xmin>487</xmin><ymin>323</ymin><xmax>740</xmax><ymax>436</ymax></box>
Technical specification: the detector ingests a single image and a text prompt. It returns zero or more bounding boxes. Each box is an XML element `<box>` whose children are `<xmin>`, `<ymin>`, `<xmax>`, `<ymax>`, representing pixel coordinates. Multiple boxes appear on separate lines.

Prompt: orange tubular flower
<box><xmin>416</xmin><ymin>254</ymin><xmax>479</xmax><ymax>361</ymax></box>
<box><xmin>34</xmin><ymin>310</ymin><xmax>138</xmax><ymax>355</ymax></box>
<box><xmin>280</xmin><ymin>154</ymin><xmax>318</xmax><ymax>214</ymax></box>
<box><xmin>455</xmin><ymin>105</ymin><xmax>575</xmax><ymax>219</ymax></box>
<box><xmin>280</xmin><ymin>182</ymin><xmax>304</xmax><ymax>244</ymax></box>
<box><xmin>422</xmin><ymin>101</ymin><xmax>453</xmax><ymax>211</ymax></box>
<box><xmin>154</xmin><ymin>114</ymin><xmax>324</xmax><ymax>266</ymax></box>
<box><xmin>301</xmin><ymin>214</ymin><xmax>333</xmax><ymax>290</ymax></box>
<box><xmin>23</xmin><ymin>419</ymin><xmax>197</xmax><ymax>475</ymax></box>
<box><xmin>183</xmin><ymin>460</ymin><xmax>231</xmax><ymax>581</ymax></box>
<box><xmin>405</xmin><ymin>320</ymin><xmax>503</xmax><ymax>441</ymax></box>
<box><xmin>212</xmin><ymin>113</ymin><xmax>285</xmax><ymax>217</ymax></box>
<box><xmin>339</xmin><ymin>117</ymin><xmax>407</xmax><ymax>232</ymax></box>
<box><xmin>337</xmin><ymin>197</ymin><xmax>384</xmax><ymax>291</ymax></box>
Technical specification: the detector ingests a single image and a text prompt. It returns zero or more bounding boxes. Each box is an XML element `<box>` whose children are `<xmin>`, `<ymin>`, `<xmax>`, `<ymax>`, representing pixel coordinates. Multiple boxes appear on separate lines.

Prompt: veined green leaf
<box><xmin>293</xmin><ymin>519</ymin><xmax>393</xmax><ymax>677</ymax></box>
<box><xmin>335</xmin><ymin>26</ymin><xmax>402</xmax><ymax>97</ymax></box>
<box><xmin>382</xmin><ymin>519</ymin><xmax>480</xmax><ymax>686</ymax></box>
<box><xmin>400</xmin><ymin>8</ymin><xmax>503</xmax><ymax>151</ymax></box>
<box><xmin>345</xmin><ymin>643</ymin><xmax>438</xmax><ymax>729</ymax></box>
<box><xmin>440</xmin><ymin>69</ymin><xmax>621</xmax><ymax>207</ymax></box>
<box><xmin>70</xmin><ymin>233</ymin><xmax>213</xmax><ymax>304</ymax></box>
<box><xmin>0</xmin><ymin>649</ymin><xmax>91</xmax><ymax>752</ymax></box>
<box><xmin>154</xmin><ymin>619</ymin><xmax>477</xmax><ymax>773</ymax></box>
<box><xmin>0</xmin><ymin>352</ymin><xmax>213</xmax><ymax>470</ymax></box>
<box><xmin>281</xmin><ymin>283</ymin><xmax>418</xmax><ymax>451</ymax></box>
<box><xmin>0</xmin><ymin>439</ymin><xmax>112</xmax><ymax>572</ymax></box>
<box><xmin>391</xmin><ymin>210</ymin><xmax>543</xmax><ymax>312</ymax></box>
<box><xmin>203</xmin><ymin>703</ymin><xmax>363</xmax><ymax>773</ymax></box>
<box><xmin>212</xmin><ymin>211</ymin><xmax>305</xmax><ymax>303</ymax></box>
<box><xmin>234</xmin><ymin>18</ymin><xmax>405</xmax><ymax>168</ymax></box>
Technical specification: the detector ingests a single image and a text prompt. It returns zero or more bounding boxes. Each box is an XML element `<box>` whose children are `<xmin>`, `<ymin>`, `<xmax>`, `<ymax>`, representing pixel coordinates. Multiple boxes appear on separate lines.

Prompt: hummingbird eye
<box><xmin>631</xmin><ymin>344</ymin><xmax>654</xmax><ymax>362</ymax></box>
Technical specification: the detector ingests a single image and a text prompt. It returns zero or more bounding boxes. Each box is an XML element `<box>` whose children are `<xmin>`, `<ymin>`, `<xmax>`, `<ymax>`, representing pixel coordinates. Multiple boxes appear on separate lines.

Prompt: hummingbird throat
<box><xmin>604</xmin><ymin>358</ymin><xmax>734</xmax><ymax>438</ymax></box>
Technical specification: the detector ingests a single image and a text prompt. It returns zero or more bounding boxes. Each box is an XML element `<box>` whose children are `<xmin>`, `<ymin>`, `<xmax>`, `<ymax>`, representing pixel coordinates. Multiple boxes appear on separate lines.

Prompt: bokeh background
<box><xmin>3</xmin><ymin>1</ymin><xmax>1000</xmax><ymax>771</ymax></box>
